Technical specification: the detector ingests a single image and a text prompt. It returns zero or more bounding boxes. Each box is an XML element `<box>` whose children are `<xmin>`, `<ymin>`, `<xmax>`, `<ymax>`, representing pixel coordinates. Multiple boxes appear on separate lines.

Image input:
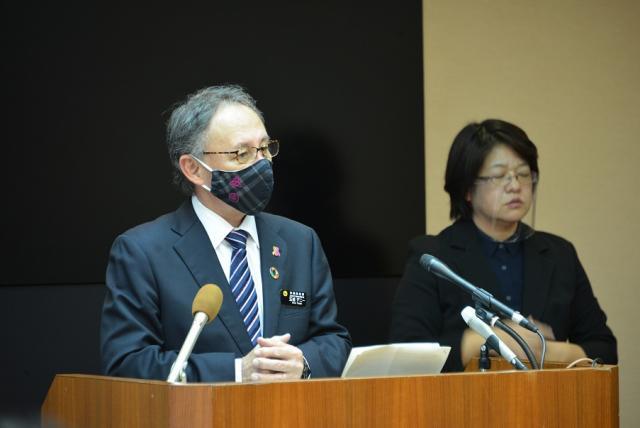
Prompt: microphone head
<box><xmin>419</xmin><ymin>254</ymin><xmax>436</xmax><ymax>271</ymax></box>
<box><xmin>460</xmin><ymin>306</ymin><xmax>476</xmax><ymax>324</ymax></box>
<box><xmin>192</xmin><ymin>284</ymin><xmax>223</xmax><ymax>324</ymax></box>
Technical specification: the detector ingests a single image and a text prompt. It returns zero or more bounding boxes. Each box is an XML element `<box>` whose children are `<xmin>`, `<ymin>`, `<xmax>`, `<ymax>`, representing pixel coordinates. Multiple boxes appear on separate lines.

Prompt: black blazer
<box><xmin>390</xmin><ymin>220</ymin><xmax>617</xmax><ymax>372</ymax></box>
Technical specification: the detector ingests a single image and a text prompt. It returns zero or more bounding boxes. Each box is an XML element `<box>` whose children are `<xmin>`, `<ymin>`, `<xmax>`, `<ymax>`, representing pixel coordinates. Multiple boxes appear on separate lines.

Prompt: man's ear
<box><xmin>179</xmin><ymin>155</ymin><xmax>208</xmax><ymax>186</ymax></box>
<box><xmin>465</xmin><ymin>190</ymin><xmax>472</xmax><ymax>203</ymax></box>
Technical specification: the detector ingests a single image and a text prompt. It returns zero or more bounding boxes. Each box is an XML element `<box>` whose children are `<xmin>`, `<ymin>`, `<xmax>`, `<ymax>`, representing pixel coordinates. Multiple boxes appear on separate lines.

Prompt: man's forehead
<box><xmin>206</xmin><ymin>103</ymin><xmax>267</xmax><ymax>145</ymax></box>
<box><xmin>211</xmin><ymin>102</ymin><xmax>261</xmax><ymax>122</ymax></box>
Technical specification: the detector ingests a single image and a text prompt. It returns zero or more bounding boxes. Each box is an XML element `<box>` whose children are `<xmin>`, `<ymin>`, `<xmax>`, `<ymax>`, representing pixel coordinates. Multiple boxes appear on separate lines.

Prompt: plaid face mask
<box><xmin>192</xmin><ymin>157</ymin><xmax>274</xmax><ymax>215</ymax></box>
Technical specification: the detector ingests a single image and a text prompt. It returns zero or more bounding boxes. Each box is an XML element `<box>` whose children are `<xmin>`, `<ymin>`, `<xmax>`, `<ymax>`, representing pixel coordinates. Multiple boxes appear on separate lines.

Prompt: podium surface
<box><xmin>42</xmin><ymin>365</ymin><xmax>618</xmax><ymax>427</ymax></box>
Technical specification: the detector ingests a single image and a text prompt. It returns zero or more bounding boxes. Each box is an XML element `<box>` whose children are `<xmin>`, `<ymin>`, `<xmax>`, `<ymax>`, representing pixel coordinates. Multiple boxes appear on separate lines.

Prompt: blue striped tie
<box><xmin>225</xmin><ymin>229</ymin><xmax>262</xmax><ymax>346</ymax></box>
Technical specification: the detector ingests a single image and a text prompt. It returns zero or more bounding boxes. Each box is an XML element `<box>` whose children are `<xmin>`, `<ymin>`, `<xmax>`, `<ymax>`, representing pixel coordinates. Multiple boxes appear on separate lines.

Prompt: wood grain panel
<box><xmin>42</xmin><ymin>366</ymin><xmax>618</xmax><ymax>428</ymax></box>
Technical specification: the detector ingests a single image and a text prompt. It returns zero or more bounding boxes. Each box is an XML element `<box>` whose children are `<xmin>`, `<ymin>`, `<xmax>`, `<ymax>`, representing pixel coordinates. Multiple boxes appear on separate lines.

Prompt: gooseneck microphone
<box><xmin>167</xmin><ymin>284</ymin><xmax>224</xmax><ymax>383</ymax></box>
<box><xmin>420</xmin><ymin>254</ymin><xmax>539</xmax><ymax>333</ymax></box>
<box><xmin>461</xmin><ymin>306</ymin><xmax>527</xmax><ymax>370</ymax></box>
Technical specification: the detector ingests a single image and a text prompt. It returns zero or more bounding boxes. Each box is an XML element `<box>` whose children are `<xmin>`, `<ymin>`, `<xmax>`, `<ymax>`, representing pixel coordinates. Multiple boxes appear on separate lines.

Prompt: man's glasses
<box><xmin>203</xmin><ymin>139</ymin><xmax>280</xmax><ymax>164</ymax></box>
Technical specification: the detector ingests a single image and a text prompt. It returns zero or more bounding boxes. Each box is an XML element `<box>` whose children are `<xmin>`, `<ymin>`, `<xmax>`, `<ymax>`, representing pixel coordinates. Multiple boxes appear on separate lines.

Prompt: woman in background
<box><xmin>390</xmin><ymin>119</ymin><xmax>617</xmax><ymax>371</ymax></box>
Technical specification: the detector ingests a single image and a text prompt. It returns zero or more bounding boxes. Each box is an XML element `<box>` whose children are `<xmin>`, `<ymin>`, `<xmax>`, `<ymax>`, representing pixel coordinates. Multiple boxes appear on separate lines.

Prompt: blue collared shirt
<box><xmin>476</xmin><ymin>226</ymin><xmax>525</xmax><ymax>312</ymax></box>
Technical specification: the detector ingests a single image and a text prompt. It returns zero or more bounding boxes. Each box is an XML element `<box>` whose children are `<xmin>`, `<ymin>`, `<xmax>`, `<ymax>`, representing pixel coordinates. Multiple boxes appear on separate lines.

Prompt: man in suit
<box><xmin>100</xmin><ymin>85</ymin><xmax>351</xmax><ymax>382</ymax></box>
<box><xmin>390</xmin><ymin>119</ymin><xmax>616</xmax><ymax>371</ymax></box>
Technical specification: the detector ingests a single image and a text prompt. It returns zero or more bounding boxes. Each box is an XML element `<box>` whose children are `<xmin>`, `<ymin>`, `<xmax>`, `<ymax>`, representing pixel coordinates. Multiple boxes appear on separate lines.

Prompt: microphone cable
<box><xmin>494</xmin><ymin>319</ymin><xmax>539</xmax><ymax>369</ymax></box>
<box><xmin>475</xmin><ymin>307</ymin><xmax>540</xmax><ymax>369</ymax></box>
<box><xmin>535</xmin><ymin>329</ymin><xmax>547</xmax><ymax>369</ymax></box>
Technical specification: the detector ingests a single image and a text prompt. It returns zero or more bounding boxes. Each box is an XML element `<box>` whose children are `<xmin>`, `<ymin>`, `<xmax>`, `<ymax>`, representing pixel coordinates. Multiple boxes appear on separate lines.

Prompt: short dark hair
<box><xmin>444</xmin><ymin>119</ymin><xmax>539</xmax><ymax>220</ymax></box>
<box><xmin>166</xmin><ymin>85</ymin><xmax>263</xmax><ymax>195</ymax></box>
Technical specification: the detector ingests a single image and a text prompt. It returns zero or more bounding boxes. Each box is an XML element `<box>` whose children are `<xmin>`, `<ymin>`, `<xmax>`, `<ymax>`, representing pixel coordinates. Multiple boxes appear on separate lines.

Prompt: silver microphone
<box><xmin>167</xmin><ymin>284</ymin><xmax>223</xmax><ymax>383</ymax></box>
<box><xmin>461</xmin><ymin>306</ymin><xmax>527</xmax><ymax>370</ymax></box>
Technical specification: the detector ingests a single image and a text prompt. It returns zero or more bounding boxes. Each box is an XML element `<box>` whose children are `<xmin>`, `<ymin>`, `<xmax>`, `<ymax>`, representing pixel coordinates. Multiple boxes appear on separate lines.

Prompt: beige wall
<box><xmin>423</xmin><ymin>0</ymin><xmax>640</xmax><ymax>425</ymax></box>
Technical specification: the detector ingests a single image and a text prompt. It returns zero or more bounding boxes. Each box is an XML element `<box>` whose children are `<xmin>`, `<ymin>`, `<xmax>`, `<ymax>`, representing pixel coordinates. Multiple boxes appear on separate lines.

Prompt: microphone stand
<box><xmin>478</xmin><ymin>344</ymin><xmax>491</xmax><ymax>371</ymax></box>
<box><xmin>169</xmin><ymin>361</ymin><xmax>188</xmax><ymax>383</ymax></box>
<box><xmin>474</xmin><ymin>305</ymin><xmax>541</xmax><ymax>369</ymax></box>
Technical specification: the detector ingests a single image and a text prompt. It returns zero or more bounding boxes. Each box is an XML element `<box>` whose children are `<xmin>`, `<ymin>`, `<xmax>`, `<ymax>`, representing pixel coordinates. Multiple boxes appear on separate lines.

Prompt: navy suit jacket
<box><xmin>390</xmin><ymin>220</ymin><xmax>617</xmax><ymax>372</ymax></box>
<box><xmin>100</xmin><ymin>200</ymin><xmax>351</xmax><ymax>382</ymax></box>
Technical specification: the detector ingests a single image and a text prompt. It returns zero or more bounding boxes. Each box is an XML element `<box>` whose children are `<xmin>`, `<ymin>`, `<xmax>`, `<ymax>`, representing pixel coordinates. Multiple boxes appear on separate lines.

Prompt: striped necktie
<box><xmin>225</xmin><ymin>229</ymin><xmax>262</xmax><ymax>346</ymax></box>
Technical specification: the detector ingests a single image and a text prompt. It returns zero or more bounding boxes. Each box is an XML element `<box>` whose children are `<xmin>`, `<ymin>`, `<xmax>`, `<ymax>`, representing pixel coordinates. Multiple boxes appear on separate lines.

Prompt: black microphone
<box><xmin>420</xmin><ymin>253</ymin><xmax>539</xmax><ymax>333</ymax></box>
<box><xmin>461</xmin><ymin>306</ymin><xmax>527</xmax><ymax>370</ymax></box>
<box><xmin>167</xmin><ymin>284</ymin><xmax>224</xmax><ymax>383</ymax></box>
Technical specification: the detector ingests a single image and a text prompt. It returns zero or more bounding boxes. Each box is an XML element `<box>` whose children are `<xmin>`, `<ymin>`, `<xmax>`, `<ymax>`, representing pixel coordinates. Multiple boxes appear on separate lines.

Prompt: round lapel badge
<box><xmin>269</xmin><ymin>266</ymin><xmax>280</xmax><ymax>280</ymax></box>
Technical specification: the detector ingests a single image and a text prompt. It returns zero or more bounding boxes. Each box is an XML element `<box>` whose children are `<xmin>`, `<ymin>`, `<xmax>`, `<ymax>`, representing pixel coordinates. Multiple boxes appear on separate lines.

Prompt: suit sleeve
<box><xmin>296</xmin><ymin>229</ymin><xmax>352</xmax><ymax>377</ymax></box>
<box><xmin>566</xmin><ymin>243</ymin><xmax>618</xmax><ymax>364</ymax></box>
<box><xmin>390</xmin><ymin>238</ymin><xmax>466</xmax><ymax>372</ymax></box>
<box><xmin>100</xmin><ymin>234</ymin><xmax>236</xmax><ymax>382</ymax></box>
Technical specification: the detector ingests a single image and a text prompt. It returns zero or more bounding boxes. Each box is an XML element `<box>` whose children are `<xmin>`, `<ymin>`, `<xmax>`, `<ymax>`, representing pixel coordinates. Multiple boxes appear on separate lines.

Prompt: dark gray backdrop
<box><xmin>0</xmin><ymin>1</ymin><xmax>424</xmax><ymax>420</ymax></box>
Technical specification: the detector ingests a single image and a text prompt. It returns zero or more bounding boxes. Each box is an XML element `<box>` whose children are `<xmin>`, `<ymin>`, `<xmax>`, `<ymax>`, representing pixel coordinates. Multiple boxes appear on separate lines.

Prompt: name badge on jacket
<box><xmin>280</xmin><ymin>289</ymin><xmax>307</xmax><ymax>307</ymax></box>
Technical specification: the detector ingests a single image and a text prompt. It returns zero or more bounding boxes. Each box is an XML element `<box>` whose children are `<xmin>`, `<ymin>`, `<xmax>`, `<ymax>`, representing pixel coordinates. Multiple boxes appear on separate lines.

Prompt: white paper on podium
<box><xmin>341</xmin><ymin>343</ymin><xmax>451</xmax><ymax>378</ymax></box>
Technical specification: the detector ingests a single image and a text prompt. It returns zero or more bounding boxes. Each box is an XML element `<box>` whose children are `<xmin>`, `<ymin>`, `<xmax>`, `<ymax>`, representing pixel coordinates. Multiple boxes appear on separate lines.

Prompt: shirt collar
<box><xmin>191</xmin><ymin>195</ymin><xmax>260</xmax><ymax>249</ymax></box>
<box><xmin>475</xmin><ymin>223</ymin><xmax>522</xmax><ymax>256</ymax></box>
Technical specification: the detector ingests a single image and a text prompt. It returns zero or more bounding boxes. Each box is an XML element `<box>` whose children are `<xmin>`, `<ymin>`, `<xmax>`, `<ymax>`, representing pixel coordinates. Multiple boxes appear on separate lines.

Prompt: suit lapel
<box><xmin>255</xmin><ymin>214</ymin><xmax>287</xmax><ymax>338</ymax></box>
<box><xmin>171</xmin><ymin>201</ymin><xmax>254</xmax><ymax>355</ymax></box>
<box><xmin>522</xmin><ymin>234</ymin><xmax>554</xmax><ymax>319</ymax></box>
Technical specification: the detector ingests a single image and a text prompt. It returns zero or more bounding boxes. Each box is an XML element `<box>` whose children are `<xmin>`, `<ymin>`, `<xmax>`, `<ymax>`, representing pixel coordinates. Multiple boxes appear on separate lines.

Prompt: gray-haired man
<box><xmin>101</xmin><ymin>85</ymin><xmax>351</xmax><ymax>382</ymax></box>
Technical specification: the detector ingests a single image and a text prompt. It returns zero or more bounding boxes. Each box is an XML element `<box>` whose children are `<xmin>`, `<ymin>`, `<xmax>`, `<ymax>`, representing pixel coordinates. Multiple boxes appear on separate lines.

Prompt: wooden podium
<box><xmin>42</xmin><ymin>363</ymin><xmax>618</xmax><ymax>427</ymax></box>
